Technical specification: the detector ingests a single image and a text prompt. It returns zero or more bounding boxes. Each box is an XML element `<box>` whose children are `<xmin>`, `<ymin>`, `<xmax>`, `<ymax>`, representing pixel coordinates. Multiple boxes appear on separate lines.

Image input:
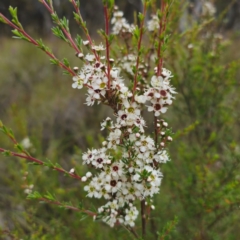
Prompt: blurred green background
<box><xmin>0</xmin><ymin>0</ymin><xmax>240</xmax><ymax>239</ymax></box>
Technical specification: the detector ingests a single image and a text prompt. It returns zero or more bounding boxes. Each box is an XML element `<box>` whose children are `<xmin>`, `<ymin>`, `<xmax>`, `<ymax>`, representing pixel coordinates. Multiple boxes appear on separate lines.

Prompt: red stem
<box><xmin>70</xmin><ymin>0</ymin><xmax>100</xmax><ymax>61</ymax></box>
<box><xmin>0</xmin><ymin>148</ymin><xmax>82</xmax><ymax>180</ymax></box>
<box><xmin>141</xmin><ymin>200</ymin><xmax>146</xmax><ymax>238</ymax></box>
<box><xmin>132</xmin><ymin>2</ymin><xmax>147</xmax><ymax>101</ymax></box>
<box><xmin>39</xmin><ymin>198</ymin><xmax>96</xmax><ymax>217</ymax></box>
<box><xmin>156</xmin><ymin>1</ymin><xmax>167</xmax><ymax>76</ymax></box>
<box><xmin>154</xmin><ymin>116</ymin><xmax>158</xmax><ymax>146</ymax></box>
<box><xmin>41</xmin><ymin>0</ymin><xmax>81</xmax><ymax>55</ymax></box>
<box><xmin>103</xmin><ymin>6</ymin><xmax>111</xmax><ymax>90</ymax></box>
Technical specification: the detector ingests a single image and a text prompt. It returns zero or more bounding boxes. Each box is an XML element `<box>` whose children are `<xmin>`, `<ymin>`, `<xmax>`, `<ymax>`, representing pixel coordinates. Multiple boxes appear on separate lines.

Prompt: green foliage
<box><xmin>9</xmin><ymin>6</ymin><xmax>23</xmax><ymax>29</ymax></box>
<box><xmin>52</xmin><ymin>26</ymin><xmax>68</xmax><ymax>42</ymax></box>
<box><xmin>158</xmin><ymin>216</ymin><xmax>179</xmax><ymax>240</ymax></box>
<box><xmin>160</xmin><ymin>5</ymin><xmax>240</xmax><ymax>239</ymax></box>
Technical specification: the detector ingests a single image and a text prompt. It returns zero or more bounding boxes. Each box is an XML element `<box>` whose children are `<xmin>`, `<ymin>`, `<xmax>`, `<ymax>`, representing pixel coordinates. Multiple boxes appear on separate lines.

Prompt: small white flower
<box><xmin>147</xmin><ymin>15</ymin><xmax>159</xmax><ymax>32</ymax></box>
<box><xmin>135</xmin><ymin>95</ymin><xmax>147</xmax><ymax>104</ymax></box>
<box><xmin>151</xmin><ymin>75</ymin><xmax>165</xmax><ymax>89</ymax></box>
<box><xmin>72</xmin><ymin>75</ymin><xmax>84</xmax><ymax>89</ymax></box>
<box><xmin>110</xmin><ymin>68</ymin><xmax>120</xmax><ymax>78</ymax></box>
<box><xmin>116</xmin><ymin>110</ymin><xmax>128</xmax><ymax>126</ymax></box>
<box><xmin>86</xmin><ymin>172</ymin><xmax>92</xmax><ymax>178</ymax></box>
<box><xmin>85</xmin><ymin>54</ymin><xmax>95</xmax><ymax>62</ymax></box>
<box><xmin>111</xmin><ymin>11</ymin><xmax>135</xmax><ymax>35</ymax></box>
<box><xmin>124</xmin><ymin>205</ymin><xmax>139</xmax><ymax>227</ymax></box>
<box><xmin>91</xmin><ymin>149</ymin><xmax>111</xmax><ymax>169</ymax></box>
<box><xmin>81</xmin><ymin>176</ymin><xmax>87</xmax><ymax>182</ymax></box>
<box><xmin>123</xmin><ymin>100</ymin><xmax>141</xmax><ymax>119</ymax></box>
<box><xmin>104</xmin><ymin>179</ymin><xmax>122</xmax><ymax>193</ymax></box>
<box><xmin>21</xmin><ymin>137</ymin><xmax>32</xmax><ymax>149</ymax></box>
<box><xmin>83</xmin><ymin>40</ymin><xmax>90</xmax><ymax>45</ymax></box>
<box><xmin>147</xmin><ymin>99</ymin><xmax>168</xmax><ymax>116</ymax></box>
<box><xmin>101</xmin><ymin>118</ymin><xmax>113</xmax><ymax>130</ymax></box>
<box><xmin>203</xmin><ymin>2</ymin><xmax>216</xmax><ymax>16</ymax></box>
<box><xmin>161</xmin><ymin>68</ymin><xmax>173</xmax><ymax>80</ymax></box>
<box><xmin>92</xmin><ymin>75</ymin><xmax>108</xmax><ymax>91</ymax></box>
<box><xmin>135</xmin><ymin>135</ymin><xmax>155</xmax><ymax>153</ymax></box>
<box><xmin>154</xmin><ymin>150</ymin><xmax>170</xmax><ymax>163</ymax></box>
<box><xmin>109</xmin><ymin>162</ymin><xmax>123</xmax><ymax>178</ymax></box>
<box><xmin>107</xmin><ymin>129</ymin><xmax>122</xmax><ymax>149</ymax></box>
<box><xmin>82</xmin><ymin>149</ymin><xmax>97</xmax><ymax>165</ymax></box>
<box><xmin>92</xmin><ymin>43</ymin><xmax>105</xmax><ymax>51</ymax></box>
<box><xmin>24</xmin><ymin>188</ymin><xmax>32</xmax><ymax>194</ymax></box>
<box><xmin>77</xmin><ymin>53</ymin><xmax>84</xmax><ymax>58</ymax></box>
<box><xmin>151</xmin><ymin>205</ymin><xmax>155</xmax><ymax>210</ymax></box>
<box><xmin>163</xmin><ymin>122</ymin><xmax>168</xmax><ymax>127</ymax></box>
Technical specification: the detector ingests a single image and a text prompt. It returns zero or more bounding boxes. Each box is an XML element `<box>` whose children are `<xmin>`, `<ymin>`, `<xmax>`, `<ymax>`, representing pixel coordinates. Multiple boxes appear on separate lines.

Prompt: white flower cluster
<box><xmin>147</xmin><ymin>14</ymin><xmax>160</xmax><ymax>32</ymax></box>
<box><xmin>111</xmin><ymin>7</ymin><xmax>135</xmax><ymax>35</ymax></box>
<box><xmin>202</xmin><ymin>2</ymin><xmax>216</xmax><ymax>17</ymax></box>
<box><xmin>120</xmin><ymin>54</ymin><xmax>136</xmax><ymax>75</ymax></box>
<box><xmin>71</xmin><ymin>12</ymin><xmax>176</xmax><ymax>228</ymax></box>
<box><xmin>21</xmin><ymin>137</ymin><xmax>32</xmax><ymax>149</ymax></box>
<box><xmin>24</xmin><ymin>184</ymin><xmax>34</xmax><ymax>194</ymax></box>
<box><xmin>119</xmin><ymin>54</ymin><xmax>147</xmax><ymax>78</ymax></box>
<box><xmin>144</xmin><ymin>68</ymin><xmax>177</xmax><ymax>116</ymax></box>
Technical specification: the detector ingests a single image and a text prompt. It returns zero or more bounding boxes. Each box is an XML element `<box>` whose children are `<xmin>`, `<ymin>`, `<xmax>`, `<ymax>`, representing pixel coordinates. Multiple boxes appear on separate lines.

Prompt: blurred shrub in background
<box><xmin>0</xmin><ymin>1</ymin><xmax>240</xmax><ymax>239</ymax></box>
<box><xmin>1</xmin><ymin>0</ymin><xmax>240</xmax><ymax>36</ymax></box>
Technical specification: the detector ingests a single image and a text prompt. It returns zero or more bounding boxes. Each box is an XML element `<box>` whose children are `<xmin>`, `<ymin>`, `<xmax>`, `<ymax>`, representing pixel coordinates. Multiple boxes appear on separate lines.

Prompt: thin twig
<box><xmin>132</xmin><ymin>1</ymin><xmax>147</xmax><ymax>101</ymax></box>
<box><xmin>0</xmin><ymin>13</ymin><xmax>75</xmax><ymax>76</ymax></box>
<box><xmin>70</xmin><ymin>0</ymin><xmax>100</xmax><ymax>61</ymax></box>
<box><xmin>122</xmin><ymin>225</ymin><xmax>140</xmax><ymax>239</ymax></box>
<box><xmin>38</xmin><ymin>197</ymin><xmax>96</xmax><ymax>217</ymax></box>
<box><xmin>0</xmin><ymin>148</ymin><xmax>82</xmax><ymax>180</ymax></box>
<box><xmin>141</xmin><ymin>199</ymin><xmax>146</xmax><ymax>239</ymax></box>
<box><xmin>41</xmin><ymin>0</ymin><xmax>82</xmax><ymax>54</ymax></box>
<box><xmin>156</xmin><ymin>1</ymin><xmax>167</xmax><ymax>76</ymax></box>
<box><xmin>103</xmin><ymin>5</ymin><xmax>112</xmax><ymax>91</ymax></box>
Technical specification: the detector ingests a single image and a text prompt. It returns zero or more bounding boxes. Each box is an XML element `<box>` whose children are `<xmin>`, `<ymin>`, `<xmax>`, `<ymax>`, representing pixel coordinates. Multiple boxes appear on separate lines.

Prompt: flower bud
<box><xmin>81</xmin><ymin>176</ymin><xmax>87</xmax><ymax>182</ymax></box>
<box><xmin>83</xmin><ymin>40</ymin><xmax>89</xmax><ymax>45</ymax></box>
<box><xmin>128</xmin><ymin>167</ymin><xmax>134</xmax><ymax>173</ymax></box>
<box><xmin>77</xmin><ymin>53</ymin><xmax>84</xmax><ymax>58</ymax></box>
<box><xmin>98</xmin><ymin>207</ymin><xmax>104</xmax><ymax>213</ymax></box>
<box><xmin>86</xmin><ymin>172</ymin><xmax>92</xmax><ymax>178</ymax></box>
<box><xmin>167</xmin><ymin>136</ymin><xmax>173</xmax><ymax>142</ymax></box>
<box><xmin>163</xmin><ymin>122</ymin><xmax>168</xmax><ymax>127</ymax></box>
<box><xmin>135</xmin><ymin>133</ymin><xmax>140</xmax><ymax>138</ymax></box>
<box><xmin>127</xmin><ymin>92</ymin><xmax>133</xmax><ymax>97</ymax></box>
<box><xmin>73</xmin><ymin>67</ymin><xmax>79</xmax><ymax>73</ymax></box>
